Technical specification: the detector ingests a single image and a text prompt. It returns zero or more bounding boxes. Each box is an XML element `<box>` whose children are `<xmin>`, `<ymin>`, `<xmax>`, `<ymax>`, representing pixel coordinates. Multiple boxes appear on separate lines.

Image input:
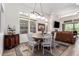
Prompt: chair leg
<box><xmin>43</xmin><ymin>46</ymin><xmax>44</xmax><ymax>55</ymax></box>
<box><xmin>50</xmin><ymin>46</ymin><xmax>52</xmax><ymax>54</ymax></box>
<box><xmin>54</xmin><ymin>43</ymin><xmax>57</xmax><ymax>49</ymax></box>
<box><xmin>38</xmin><ymin>44</ymin><xmax>39</xmax><ymax>50</ymax></box>
<box><xmin>53</xmin><ymin>41</ymin><xmax>56</xmax><ymax>49</ymax></box>
<box><xmin>37</xmin><ymin>40</ymin><xmax>40</xmax><ymax>50</ymax></box>
<box><xmin>50</xmin><ymin>47</ymin><xmax>52</xmax><ymax>54</ymax></box>
<box><xmin>53</xmin><ymin>43</ymin><xmax>57</xmax><ymax>56</ymax></box>
<box><xmin>41</xmin><ymin>45</ymin><xmax>42</xmax><ymax>49</ymax></box>
<box><xmin>32</xmin><ymin>46</ymin><xmax>34</xmax><ymax>54</ymax></box>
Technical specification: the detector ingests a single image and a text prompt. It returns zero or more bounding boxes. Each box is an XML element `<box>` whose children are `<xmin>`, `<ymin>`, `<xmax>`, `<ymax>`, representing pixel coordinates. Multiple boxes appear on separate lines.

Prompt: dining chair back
<box><xmin>42</xmin><ymin>33</ymin><xmax>53</xmax><ymax>54</ymax></box>
<box><xmin>27</xmin><ymin>33</ymin><xmax>37</xmax><ymax>53</ymax></box>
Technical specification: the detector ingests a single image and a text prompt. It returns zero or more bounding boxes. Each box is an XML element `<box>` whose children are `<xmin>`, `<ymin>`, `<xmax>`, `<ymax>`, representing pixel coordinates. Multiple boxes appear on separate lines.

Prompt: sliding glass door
<box><xmin>64</xmin><ymin>23</ymin><xmax>73</xmax><ymax>31</ymax></box>
<box><xmin>64</xmin><ymin>22</ymin><xmax>79</xmax><ymax>34</ymax></box>
<box><xmin>74</xmin><ymin>23</ymin><xmax>79</xmax><ymax>34</ymax></box>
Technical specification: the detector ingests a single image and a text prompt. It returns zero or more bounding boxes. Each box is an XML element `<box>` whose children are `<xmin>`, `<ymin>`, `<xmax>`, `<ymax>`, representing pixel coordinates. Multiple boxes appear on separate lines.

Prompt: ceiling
<box><xmin>21</xmin><ymin>3</ymin><xmax>79</xmax><ymax>18</ymax></box>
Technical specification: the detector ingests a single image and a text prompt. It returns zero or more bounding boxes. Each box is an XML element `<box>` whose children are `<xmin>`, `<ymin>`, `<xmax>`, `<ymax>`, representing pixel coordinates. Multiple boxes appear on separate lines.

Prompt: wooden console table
<box><xmin>4</xmin><ymin>34</ymin><xmax>19</xmax><ymax>49</ymax></box>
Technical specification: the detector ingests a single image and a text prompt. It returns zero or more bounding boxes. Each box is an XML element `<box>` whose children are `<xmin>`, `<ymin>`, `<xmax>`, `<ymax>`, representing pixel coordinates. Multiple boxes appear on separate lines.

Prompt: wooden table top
<box><xmin>32</xmin><ymin>33</ymin><xmax>44</xmax><ymax>39</ymax></box>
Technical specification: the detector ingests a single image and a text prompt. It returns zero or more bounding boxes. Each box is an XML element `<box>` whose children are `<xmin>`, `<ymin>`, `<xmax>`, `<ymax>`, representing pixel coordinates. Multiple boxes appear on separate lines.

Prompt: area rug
<box><xmin>32</xmin><ymin>43</ymin><xmax>70</xmax><ymax>56</ymax></box>
<box><xmin>3</xmin><ymin>42</ymin><xmax>70</xmax><ymax>56</ymax></box>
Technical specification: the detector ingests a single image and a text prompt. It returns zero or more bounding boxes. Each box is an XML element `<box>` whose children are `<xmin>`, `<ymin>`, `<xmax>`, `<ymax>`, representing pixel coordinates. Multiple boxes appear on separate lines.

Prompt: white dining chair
<box><xmin>41</xmin><ymin>33</ymin><xmax>53</xmax><ymax>55</ymax></box>
<box><xmin>52</xmin><ymin>32</ymin><xmax>57</xmax><ymax>49</ymax></box>
<box><xmin>20</xmin><ymin>34</ymin><xmax>29</xmax><ymax>43</ymax></box>
<box><xmin>41</xmin><ymin>32</ymin><xmax>57</xmax><ymax>55</ymax></box>
<box><xmin>27</xmin><ymin>33</ymin><xmax>38</xmax><ymax>53</ymax></box>
<box><xmin>51</xmin><ymin>32</ymin><xmax>58</xmax><ymax>56</ymax></box>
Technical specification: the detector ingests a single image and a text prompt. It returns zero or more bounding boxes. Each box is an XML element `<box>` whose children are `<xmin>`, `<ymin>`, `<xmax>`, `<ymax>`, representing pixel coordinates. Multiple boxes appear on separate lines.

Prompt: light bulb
<box><xmin>19</xmin><ymin>12</ymin><xmax>23</xmax><ymax>14</ymax></box>
<box><xmin>30</xmin><ymin>13</ymin><xmax>36</xmax><ymax>19</ymax></box>
<box><xmin>45</xmin><ymin>19</ymin><xmax>48</xmax><ymax>22</ymax></box>
<box><xmin>25</xmin><ymin>13</ymin><xmax>29</xmax><ymax>16</ymax></box>
<box><xmin>41</xmin><ymin>17</ymin><xmax>45</xmax><ymax>20</ymax></box>
<box><xmin>36</xmin><ymin>16</ymin><xmax>41</xmax><ymax>19</ymax></box>
<box><xmin>45</xmin><ymin>23</ymin><xmax>48</xmax><ymax>25</ymax></box>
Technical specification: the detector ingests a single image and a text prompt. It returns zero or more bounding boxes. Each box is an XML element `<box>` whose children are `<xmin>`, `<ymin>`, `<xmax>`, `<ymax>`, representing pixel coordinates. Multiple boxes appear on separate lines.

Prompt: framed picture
<box><xmin>38</xmin><ymin>23</ymin><xmax>45</xmax><ymax>32</ymax></box>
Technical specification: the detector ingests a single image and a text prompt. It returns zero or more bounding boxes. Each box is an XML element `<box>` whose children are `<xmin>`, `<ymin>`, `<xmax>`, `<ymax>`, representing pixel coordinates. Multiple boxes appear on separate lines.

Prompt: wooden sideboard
<box><xmin>4</xmin><ymin>34</ymin><xmax>19</xmax><ymax>49</ymax></box>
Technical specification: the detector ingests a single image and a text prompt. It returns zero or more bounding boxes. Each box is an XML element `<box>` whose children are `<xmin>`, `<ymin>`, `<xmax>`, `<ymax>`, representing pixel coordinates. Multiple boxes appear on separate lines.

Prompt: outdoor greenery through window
<box><xmin>74</xmin><ymin>23</ymin><xmax>79</xmax><ymax>34</ymax></box>
<box><xmin>64</xmin><ymin>23</ymin><xmax>79</xmax><ymax>34</ymax></box>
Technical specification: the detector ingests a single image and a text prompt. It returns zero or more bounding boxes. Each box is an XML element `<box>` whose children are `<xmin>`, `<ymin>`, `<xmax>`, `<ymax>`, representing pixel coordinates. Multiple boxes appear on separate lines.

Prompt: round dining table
<box><xmin>32</xmin><ymin>33</ymin><xmax>45</xmax><ymax>50</ymax></box>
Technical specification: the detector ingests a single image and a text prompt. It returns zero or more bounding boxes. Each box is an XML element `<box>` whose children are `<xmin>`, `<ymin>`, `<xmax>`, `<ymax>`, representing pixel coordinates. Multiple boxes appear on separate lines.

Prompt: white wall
<box><xmin>0</xmin><ymin>3</ymin><xmax>4</xmax><ymax>56</ymax></box>
<box><xmin>0</xmin><ymin>33</ymin><xmax>4</xmax><ymax>56</ymax></box>
<box><xmin>4</xmin><ymin>3</ymin><xmax>48</xmax><ymax>43</ymax></box>
<box><xmin>1</xmin><ymin>4</ymin><xmax>5</xmax><ymax>33</ymax></box>
<box><xmin>4</xmin><ymin>4</ymin><xmax>30</xmax><ymax>43</ymax></box>
<box><xmin>61</xmin><ymin>14</ymin><xmax>79</xmax><ymax>21</ymax></box>
<box><xmin>48</xmin><ymin>13</ymin><xmax>63</xmax><ymax>33</ymax></box>
<box><xmin>4</xmin><ymin>4</ymin><xmax>20</xmax><ymax>34</ymax></box>
<box><xmin>4</xmin><ymin>3</ymin><xmax>48</xmax><ymax>34</ymax></box>
<box><xmin>4</xmin><ymin>3</ymin><xmax>64</xmax><ymax>44</ymax></box>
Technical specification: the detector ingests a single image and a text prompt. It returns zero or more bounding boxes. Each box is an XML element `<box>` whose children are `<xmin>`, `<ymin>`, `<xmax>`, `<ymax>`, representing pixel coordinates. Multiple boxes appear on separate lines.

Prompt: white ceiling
<box><xmin>21</xmin><ymin>3</ymin><xmax>79</xmax><ymax>18</ymax></box>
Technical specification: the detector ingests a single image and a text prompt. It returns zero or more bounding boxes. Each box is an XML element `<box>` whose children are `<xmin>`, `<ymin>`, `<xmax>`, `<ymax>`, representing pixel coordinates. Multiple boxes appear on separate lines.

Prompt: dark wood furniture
<box><xmin>32</xmin><ymin>33</ymin><xmax>44</xmax><ymax>42</ymax></box>
<box><xmin>52</xmin><ymin>31</ymin><xmax>76</xmax><ymax>44</ymax></box>
<box><xmin>73</xmin><ymin>31</ymin><xmax>77</xmax><ymax>35</ymax></box>
<box><xmin>32</xmin><ymin>33</ymin><xmax>45</xmax><ymax>49</ymax></box>
<box><xmin>4</xmin><ymin>34</ymin><xmax>19</xmax><ymax>49</ymax></box>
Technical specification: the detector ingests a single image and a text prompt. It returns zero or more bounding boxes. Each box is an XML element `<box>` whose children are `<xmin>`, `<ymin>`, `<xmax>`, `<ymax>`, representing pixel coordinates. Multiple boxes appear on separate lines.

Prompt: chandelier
<box><xmin>30</xmin><ymin>3</ymin><xmax>48</xmax><ymax>22</ymax></box>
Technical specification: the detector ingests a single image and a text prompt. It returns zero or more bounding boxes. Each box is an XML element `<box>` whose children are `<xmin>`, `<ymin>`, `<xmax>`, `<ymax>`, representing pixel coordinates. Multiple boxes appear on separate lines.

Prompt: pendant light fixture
<box><xmin>30</xmin><ymin>3</ymin><xmax>48</xmax><ymax>22</ymax></box>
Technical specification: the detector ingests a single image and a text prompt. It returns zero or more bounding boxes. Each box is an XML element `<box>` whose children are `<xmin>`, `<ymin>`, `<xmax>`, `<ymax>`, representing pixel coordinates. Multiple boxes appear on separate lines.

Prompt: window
<box><xmin>64</xmin><ymin>22</ymin><xmax>79</xmax><ymax>34</ymax></box>
<box><xmin>19</xmin><ymin>12</ymin><xmax>36</xmax><ymax>34</ymax></box>
<box><xmin>74</xmin><ymin>23</ymin><xmax>79</xmax><ymax>34</ymax></box>
<box><xmin>64</xmin><ymin>23</ymin><xmax>73</xmax><ymax>31</ymax></box>
<box><xmin>19</xmin><ymin>12</ymin><xmax>29</xmax><ymax>34</ymax></box>
<box><xmin>30</xmin><ymin>20</ymin><xmax>36</xmax><ymax>33</ymax></box>
<box><xmin>20</xmin><ymin>20</ymin><xmax>28</xmax><ymax>34</ymax></box>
